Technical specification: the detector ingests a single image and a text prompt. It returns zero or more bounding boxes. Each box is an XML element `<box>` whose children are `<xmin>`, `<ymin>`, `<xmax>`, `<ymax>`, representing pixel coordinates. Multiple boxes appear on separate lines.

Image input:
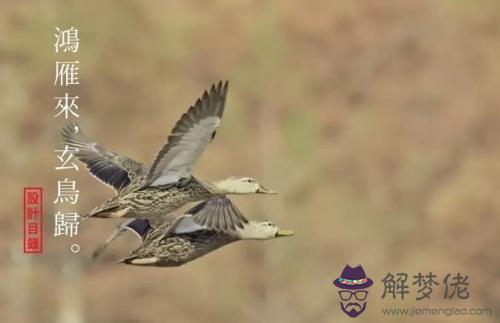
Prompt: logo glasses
<box><xmin>338</xmin><ymin>290</ymin><xmax>369</xmax><ymax>301</ymax></box>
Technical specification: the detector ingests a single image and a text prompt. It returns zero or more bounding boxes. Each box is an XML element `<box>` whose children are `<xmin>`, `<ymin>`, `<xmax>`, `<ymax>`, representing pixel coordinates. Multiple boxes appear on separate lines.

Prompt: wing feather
<box><xmin>60</xmin><ymin>123</ymin><xmax>145</xmax><ymax>191</ymax></box>
<box><xmin>146</xmin><ymin>81</ymin><xmax>228</xmax><ymax>186</ymax></box>
<box><xmin>172</xmin><ymin>196</ymin><xmax>248</xmax><ymax>234</ymax></box>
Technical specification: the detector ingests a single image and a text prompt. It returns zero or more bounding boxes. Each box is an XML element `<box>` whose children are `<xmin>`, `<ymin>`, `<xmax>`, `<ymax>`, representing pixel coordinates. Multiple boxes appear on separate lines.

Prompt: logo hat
<box><xmin>333</xmin><ymin>265</ymin><xmax>373</xmax><ymax>290</ymax></box>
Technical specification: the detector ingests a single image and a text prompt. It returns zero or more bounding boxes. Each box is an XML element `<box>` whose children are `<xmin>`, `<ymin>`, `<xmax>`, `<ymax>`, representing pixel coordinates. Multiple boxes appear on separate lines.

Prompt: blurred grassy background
<box><xmin>1</xmin><ymin>0</ymin><xmax>499</xmax><ymax>322</ymax></box>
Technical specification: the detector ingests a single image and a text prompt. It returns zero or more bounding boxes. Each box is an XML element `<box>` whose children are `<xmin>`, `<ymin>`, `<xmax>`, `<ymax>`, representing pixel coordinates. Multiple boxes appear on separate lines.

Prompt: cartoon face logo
<box><xmin>333</xmin><ymin>265</ymin><xmax>373</xmax><ymax>318</ymax></box>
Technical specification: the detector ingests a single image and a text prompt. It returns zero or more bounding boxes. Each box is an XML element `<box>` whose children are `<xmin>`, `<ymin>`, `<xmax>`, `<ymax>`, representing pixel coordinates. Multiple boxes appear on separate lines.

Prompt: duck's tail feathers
<box><xmin>114</xmin><ymin>255</ymin><xmax>159</xmax><ymax>265</ymax></box>
<box><xmin>113</xmin><ymin>256</ymin><xmax>130</xmax><ymax>264</ymax></box>
<box><xmin>83</xmin><ymin>204</ymin><xmax>126</xmax><ymax>220</ymax></box>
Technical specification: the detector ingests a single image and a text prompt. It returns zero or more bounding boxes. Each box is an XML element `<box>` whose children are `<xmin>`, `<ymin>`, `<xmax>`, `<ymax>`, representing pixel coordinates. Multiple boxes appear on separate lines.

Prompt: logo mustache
<box><xmin>345</xmin><ymin>302</ymin><xmax>363</xmax><ymax>310</ymax></box>
<box><xmin>340</xmin><ymin>299</ymin><xmax>367</xmax><ymax>318</ymax></box>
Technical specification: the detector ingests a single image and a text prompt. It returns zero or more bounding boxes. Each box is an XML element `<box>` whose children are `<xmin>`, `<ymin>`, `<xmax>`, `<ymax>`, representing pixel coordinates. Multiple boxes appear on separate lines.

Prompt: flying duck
<box><xmin>94</xmin><ymin>197</ymin><xmax>293</xmax><ymax>267</ymax></box>
<box><xmin>60</xmin><ymin>81</ymin><xmax>276</xmax><ymax>223</ymax></box>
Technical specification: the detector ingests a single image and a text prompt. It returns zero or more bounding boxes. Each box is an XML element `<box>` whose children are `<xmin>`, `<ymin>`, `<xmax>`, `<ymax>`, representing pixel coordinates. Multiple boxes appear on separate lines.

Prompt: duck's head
<box><xmin>212</xmin><ymin>176</ymin><xmax>277</xmax><ymax>194</ymax></box>
<box><xmin>238</xmin><ymin>221</ymin><xmax>294</xmax><ymax>240</ymax></box>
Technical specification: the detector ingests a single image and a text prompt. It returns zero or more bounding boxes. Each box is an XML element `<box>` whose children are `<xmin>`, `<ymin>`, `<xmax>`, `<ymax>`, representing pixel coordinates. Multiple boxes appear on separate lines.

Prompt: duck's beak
<box><xmin>256</xmin><ymin>185</ymin><xmax>278</xmax><ymax>194</ymax></box>
<box><xmin>275</xmin><ymin>228</ymin><xmax>294</xmax><ymax>237</ymax></box>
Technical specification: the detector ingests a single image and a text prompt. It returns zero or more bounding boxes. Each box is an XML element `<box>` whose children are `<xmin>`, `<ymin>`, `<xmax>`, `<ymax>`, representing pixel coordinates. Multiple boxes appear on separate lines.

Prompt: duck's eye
<box><xmin>246</xmin><ymin>179</ymin><xmax>253</xmax><ymax>183</ymax></box>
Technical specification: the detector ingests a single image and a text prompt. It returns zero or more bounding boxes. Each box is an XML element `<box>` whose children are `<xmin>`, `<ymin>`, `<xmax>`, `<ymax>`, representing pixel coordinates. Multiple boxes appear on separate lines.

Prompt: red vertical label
<box><xmin>23</xmin><ymin>187</ymin><xmax>43</xmax><ymax>253</ymax></box>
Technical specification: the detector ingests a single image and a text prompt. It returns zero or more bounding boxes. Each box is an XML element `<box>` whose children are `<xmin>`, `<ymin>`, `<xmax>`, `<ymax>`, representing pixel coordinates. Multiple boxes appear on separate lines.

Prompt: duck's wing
<box><xmin>124</xmin><ymin>218</ymin><xmax>152</xmax><ymax>239</ymax></box>
<box><xmin>145</xmin><ymin>81</ymin><xmax>228</xmax><ymax>187</ymax></box>
<box><xmin>92</xmin><ymin>218</ymin><xmax>152</xmax><ymax>261</ymax></box>
<box><xmin>60</xmin><ymin>123</ymin><xmax>146</xmax><ymax>192</ymax></box>
<box><xmin>171</xmin><ymin>196</ymin><xmax>249</xmax><ymax>235</ymax></box>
